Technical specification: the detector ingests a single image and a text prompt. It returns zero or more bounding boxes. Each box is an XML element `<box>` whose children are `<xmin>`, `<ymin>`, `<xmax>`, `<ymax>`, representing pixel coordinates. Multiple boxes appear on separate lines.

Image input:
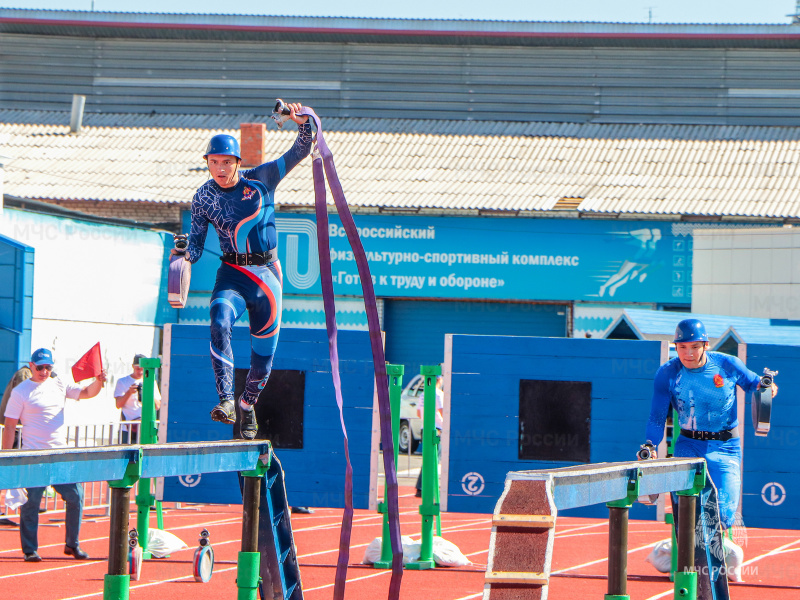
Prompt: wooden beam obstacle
<box><xmin>0</xmin><ymin>440</ymin><xmax>273</xmax><ymax>600</ymax></box>
<box><xmin>484</xmin><ymin>457</ymin><xmax>707</xmax><ymax>600</ymax></box>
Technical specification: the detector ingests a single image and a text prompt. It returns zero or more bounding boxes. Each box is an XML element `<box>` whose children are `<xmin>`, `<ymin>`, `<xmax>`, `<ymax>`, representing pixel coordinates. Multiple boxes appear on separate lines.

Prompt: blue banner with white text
<box><xmin>183</xmin><ymin>213</ymin><xmax>691</xmax><ymax>304</ymax></box>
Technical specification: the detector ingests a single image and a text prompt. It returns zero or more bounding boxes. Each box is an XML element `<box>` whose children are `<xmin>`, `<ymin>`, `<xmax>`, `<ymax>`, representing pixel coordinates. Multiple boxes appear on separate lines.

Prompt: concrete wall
<box><xmin>692</xmin><ymin>227</ymin><xmax>800</xmax><ymax>318</ymax></box>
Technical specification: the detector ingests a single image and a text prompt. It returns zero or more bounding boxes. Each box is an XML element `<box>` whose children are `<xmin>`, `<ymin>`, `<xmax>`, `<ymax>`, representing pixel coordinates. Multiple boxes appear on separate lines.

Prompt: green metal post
<box><xmin>103</xmin><ymin>575</ymin><xmax>130</xmax><ymax>600</ymax></box>
<box><xmin>106</xmin><ymin>453</ymin><xmax>142</xmax><ymax>600</ymax></box>
<box><xmin>136</xmin><ymin>357</ymin><xmax>161</xmax><ymax>558</ymax></box>
<box><xmin>103</xmin><ymin>486</ymin><xmax>132</xmax><ymax>600</ymax></box>
<box><xmin>375</xmin><ymin>364</ymin><xmax>403</xmax><ymax>569</ymax></box>
<box><xmin>238</xmin><ymin>475</ymin><xmax>263</xmax><ymax>600</ymax></box>
<box><xmin>237</xmin><ymin>552</ymin><xmax>261</xmax><ymax>600</ymax></box>
<box><xmin>434</xmin><ymin>446</ymin><xmax>442</xmax><ymax>537</ymax></box>
<box><xmin>667</xmin><ymin>408</ymin><xmax>680</xmax><ymax>582</ymax></box>
<box><xmin>669</xmin><ymin>409</ymin><xmax>679</xmax><ymax>457</ymax></box>
<box><xmin>406</xmin><ymin>364</ymin><xmax>440</xmax><ymax>571</ymax></box>
<box><xmin>666</xmin><ymin>512</ymin><xmax>677</xmax><ymax>582</ymax></box>
<box><xmin>604</xmin><ymin>467</ymin><xmax>640</xmax><ymax>600</ymax></box>
<box><xmin>672</xmin><ymin>463</ymin><xmax>706</xmax><ymax>600</ymax></box>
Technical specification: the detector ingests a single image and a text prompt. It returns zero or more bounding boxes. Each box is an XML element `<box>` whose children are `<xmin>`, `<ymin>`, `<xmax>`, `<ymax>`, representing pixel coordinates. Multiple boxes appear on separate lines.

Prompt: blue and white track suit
<box><xmin>646</xmin><ymin>352</ymin><xmax>760</xmax><ymax>528</ymax></box>
<box><xmin>186</xmin><ymin>123</ymin><xmax>312</xmax><ymax>406</ymax></box>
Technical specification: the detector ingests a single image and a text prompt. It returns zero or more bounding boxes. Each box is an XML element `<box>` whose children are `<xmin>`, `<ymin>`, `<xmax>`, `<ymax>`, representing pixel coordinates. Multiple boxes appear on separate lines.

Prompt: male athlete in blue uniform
<box><xmin>177</xmin><ymin>103</ymin><xmax>312</xmax><ymax>439</ymax></box>
<box><xmin>644</xmin><ymin>318</ymin><xmax>778</xmax><ymax>535</ymax></box>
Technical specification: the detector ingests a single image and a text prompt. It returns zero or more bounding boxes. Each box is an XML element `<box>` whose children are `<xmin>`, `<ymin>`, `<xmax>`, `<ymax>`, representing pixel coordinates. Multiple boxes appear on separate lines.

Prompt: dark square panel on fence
<box><xmin>519</xmin><ymin>379</ymin><xmax>592</xmax><ymax>462</ymax></box>
<box><xmin>233</xmin><ymin>369</ymin><xmax>305</xmax><ymax>448</ymax></box>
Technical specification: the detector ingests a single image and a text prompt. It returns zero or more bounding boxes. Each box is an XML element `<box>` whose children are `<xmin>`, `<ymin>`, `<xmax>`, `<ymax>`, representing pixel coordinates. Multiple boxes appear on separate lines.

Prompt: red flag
<box><xmin>72</xmin><ymin>342</ymin><xmax>103</xmax><ymax>382</ymax></box>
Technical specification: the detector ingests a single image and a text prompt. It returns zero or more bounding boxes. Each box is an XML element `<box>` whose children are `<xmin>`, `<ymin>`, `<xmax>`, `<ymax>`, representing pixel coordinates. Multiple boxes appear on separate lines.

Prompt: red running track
<box><xmin>0</xmin><ymin>486</ymin><xmax>797</xmax><ymax>599</ymax></box>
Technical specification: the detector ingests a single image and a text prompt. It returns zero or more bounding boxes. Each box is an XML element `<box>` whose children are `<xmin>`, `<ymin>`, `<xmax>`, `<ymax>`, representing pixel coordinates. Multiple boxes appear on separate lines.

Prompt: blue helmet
<box><xmin>674</xmin><ymin>319</ymin><xmax>708</xmax><ymax>343</ymax></box>
<box><xmin>203</xmin><ymin>134</ymin><xmax>240</xmax><ymax>160</ymax></box>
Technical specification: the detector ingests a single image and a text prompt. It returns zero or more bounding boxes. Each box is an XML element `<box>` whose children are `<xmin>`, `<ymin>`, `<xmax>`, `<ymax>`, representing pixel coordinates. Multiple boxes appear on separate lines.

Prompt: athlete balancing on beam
<box><xmin>643</xmin><ymin>318</ymin><xmax>778</xmax><ymax>554</ymax></box>
<box><xmin>172</xmin><ymin>102</ymin><xmax>312</xmax><ymax>440</ymax></box>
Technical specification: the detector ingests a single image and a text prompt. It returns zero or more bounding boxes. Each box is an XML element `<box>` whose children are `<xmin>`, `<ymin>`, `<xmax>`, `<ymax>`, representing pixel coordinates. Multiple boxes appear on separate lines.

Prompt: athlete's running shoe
<box><xmin>210</xmin><ymin>399</ymin><xmax>236</xmax><ymax>424</ymax></box>
<box><xmin>239</xmin><ymin>406</ymin><xmax>258</xmax><ymax>440</ymax></box>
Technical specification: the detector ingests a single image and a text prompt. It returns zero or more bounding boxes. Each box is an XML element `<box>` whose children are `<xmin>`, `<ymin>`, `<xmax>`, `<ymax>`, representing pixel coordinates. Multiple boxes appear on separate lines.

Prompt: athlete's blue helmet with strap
<box><xmin>673</xmin><ymin>318</ymin><xmax>708</xmax><ymax>343</ymax></box>
<box><xmin>204</xmin><ymin>134</ymin><xmax>241</xmax><ymax>160</ymax></box>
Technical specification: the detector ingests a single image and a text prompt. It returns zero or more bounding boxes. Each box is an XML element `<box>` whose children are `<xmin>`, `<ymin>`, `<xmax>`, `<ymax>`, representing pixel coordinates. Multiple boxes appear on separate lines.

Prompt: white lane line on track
<box><xmin>0</xmin><ymin>560</ymin><xmax>98</xmax><ymax>580</ymax></box>
<box><xmin>2</xmin><ymin>508</ymin><xmax>489</xmax><ymax>590</ymax></box>
<box><xmin>297</xmin><ymin>518</ymin><xmax>491</xmax><ymax>559</ymax></box>
<box><xmin>551</xmin><ymin>540</ymin><xmax>654</xmax><ymax>575</ymax></box>
<box><xmin>557</xmin><ymin>528</ymin><xmax>667</xmax><ymax>540</ymax></box>
<box><xmin>641</xmin><ymin>536</ymin><xmax>800</xmax><ymax>600</ymax></box>
<box><xmin>453</xmin><ymin>594</ymin><xmax>482</xmax><ymax>600</ymax></box>
<box><xmin>60</xmin><ymin>566</ymin><xmax>239</xmax><ymax>599</ymax></box>
<box><xmin>0</xmin><ymin>516</ymin><xmax>242</xmax><ymax>556</ymax></box>
<box><xmin>555</xmin><ymin>522</ymin><xmax>608</xmax><ymax>536</ymax></box>
<box><xmin>303</xmin><ymin>567</ymin><xmax>391</xmax><ymax>592</ymax></box>
<box><xmin>740</xmin><ymin>536</ymin><xmax>800</xmax><ymax>567</ymax></box>
<box><xmin>642</xmin><ymin>590</ymin><xmax>673</xmax><ymax>600</ymax></box>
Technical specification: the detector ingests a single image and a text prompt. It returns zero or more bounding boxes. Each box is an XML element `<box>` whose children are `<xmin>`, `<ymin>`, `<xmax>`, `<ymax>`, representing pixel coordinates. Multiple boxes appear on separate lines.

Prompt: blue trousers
<box><xmin>674</xmin><ymin>436</ymin><xmax>742</xmax><ymax>529</ymax></box>
<box><xmin>20</xmin><ymin>483</ymin><xmax>83</xmax><ymax>554</ymax></box>
<box><xmin>209</xmin><ymin>261</ymin><xmax>283</xmax><ymax>406</ymax></box>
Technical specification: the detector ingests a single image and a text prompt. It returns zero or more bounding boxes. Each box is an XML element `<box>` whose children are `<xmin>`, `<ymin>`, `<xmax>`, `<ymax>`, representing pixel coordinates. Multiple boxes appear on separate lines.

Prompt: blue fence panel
<box><xmin>0</xmin><ymin>233</ymin><xmax>33</xmax><ymax>385</ymax></box>
<box><xmin>743</xmin><ymin>343</ymin><xmax>800</xmax><ymax>530</ymax></box>
<box><xmin>446</xmin><ymin>335</ymin><xmax>663</xmax><ymax>518</ymax></box>
<box><xmin>163</xmin><ymin>324</ymin><xmax>375</xmax><ymax>509</ymax></box>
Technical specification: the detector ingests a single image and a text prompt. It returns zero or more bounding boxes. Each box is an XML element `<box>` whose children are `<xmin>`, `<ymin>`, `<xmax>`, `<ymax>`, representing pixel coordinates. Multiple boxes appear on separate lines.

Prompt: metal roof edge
<box><xmin>3</xmin><ymin>195</ymin><xmax>173</xmax><ymax>232</ymax></box>
<box><xmin>1</xmin><ymin>8</ymin><xmax>799</xmax><ymax>40</ymax></box>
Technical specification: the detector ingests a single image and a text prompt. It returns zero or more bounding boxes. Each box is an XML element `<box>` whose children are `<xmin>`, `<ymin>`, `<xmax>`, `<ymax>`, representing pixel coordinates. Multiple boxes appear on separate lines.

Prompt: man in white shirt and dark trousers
<box><xmin>114</xmin><ymin>354</ymin><xmax>161</xmax><ymax>444</ymax></box>
<box><xmin>2</xmin><ymin>348</ymin><xmax>107</xmax><ymax>562</ymax></box>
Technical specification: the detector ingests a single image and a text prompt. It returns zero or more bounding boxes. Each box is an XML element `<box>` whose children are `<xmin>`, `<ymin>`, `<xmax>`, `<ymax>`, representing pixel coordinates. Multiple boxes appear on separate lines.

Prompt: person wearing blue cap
<box><xmin>643</xmin><ymin>319</ymin><xmax>778</xmax><ymax>535</ymax></box>
<box><xmin>1</xmin><ymin>348</ymin><xmax>107</xmax><ymax>562</ymax></box>
<box><xmin>172</xmin><ymin>103</ymin><xmax>311</xmax><ymax>441</ymax></box>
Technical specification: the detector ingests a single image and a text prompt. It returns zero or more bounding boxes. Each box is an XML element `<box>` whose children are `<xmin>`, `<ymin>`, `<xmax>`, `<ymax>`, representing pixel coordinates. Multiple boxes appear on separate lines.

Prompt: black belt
<box><xmin>680</xmin><ymin>428</ymin><xmax>738</xmax><ymax>442</ymax></box>
<box><xmin>221</xmin><ymin>250</ymin><xmax>277</xmax><ymax>266</ymax></box>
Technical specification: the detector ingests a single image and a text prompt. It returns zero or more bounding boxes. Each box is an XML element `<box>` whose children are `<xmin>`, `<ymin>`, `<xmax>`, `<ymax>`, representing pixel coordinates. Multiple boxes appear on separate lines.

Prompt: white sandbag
<box><xmin>5</xmin><ymin>488</ymin><xmax>27</xmax><ymax>510</ymax></box>
<box><xmin>723</xmin><ymin>537</ymin><xmax>744</xmax><ymax>582</ymax></box>
<box><xmin>402</xmin><ymin>537</ymin><xmax>421</xmax><ymax>564</ymax></box>
<box><xmin>645</xmin><ymin>538</ymin><xmax>672</xmax><ymax>573</ymax></box>
<box><xmin>432</xmin><ymin>536</ymin><xmax>471</xmax><ymax>567</ymax></box>
<box><xmin>146</xmin><ymin>528</ymin><xmax>188</xmax><ymax>559</ymax></box>
<box><xmin>361</xmin><ymin>535</ymin><xmax>418</xmax><ymax>565</ymax></box>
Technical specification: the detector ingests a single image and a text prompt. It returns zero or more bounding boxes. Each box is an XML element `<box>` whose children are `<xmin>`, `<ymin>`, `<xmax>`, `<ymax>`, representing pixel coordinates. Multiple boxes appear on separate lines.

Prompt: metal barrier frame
<box><xmin>485</xmin><ymin>457</ymin><xmax>707</xmax><ymax>600</ymax></box>
<box><xmin>0</xmin><ymin>440</ymin><xmax>272</xmax><ymax>600</ymax></box>
<box><xmin>0</xmin><ymin>421</ymin><xmax>156</xmax><ymax>520</ymax></box>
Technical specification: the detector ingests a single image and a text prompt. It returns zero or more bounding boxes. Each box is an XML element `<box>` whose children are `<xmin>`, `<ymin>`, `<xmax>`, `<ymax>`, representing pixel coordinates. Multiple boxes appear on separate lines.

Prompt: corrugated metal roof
<box><xmin>3</xmin><ymin>9</ymin><xmax>800</xmax><ymax>48</ymax></box>
<box><xmin>602</xmin><ymin>308</ymin><xmax>800</xmax><ymax>346</ymax></box>
<box><xmin>2</xmin><ymin>110</ymin><xmax>800</xmax><ymax>218</ymax></box>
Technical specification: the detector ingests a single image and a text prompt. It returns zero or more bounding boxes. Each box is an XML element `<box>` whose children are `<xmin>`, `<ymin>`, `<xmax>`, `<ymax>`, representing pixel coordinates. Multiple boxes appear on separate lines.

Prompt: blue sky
<box><xmin>3</xmin><ymin>0</ymin><xmax>798</xmax><ymax>24</ymax></box>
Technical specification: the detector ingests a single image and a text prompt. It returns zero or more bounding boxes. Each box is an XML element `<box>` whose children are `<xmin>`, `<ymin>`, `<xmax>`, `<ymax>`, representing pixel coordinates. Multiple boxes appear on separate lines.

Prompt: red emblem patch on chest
<box><xmin>242</xmin><ymin>187</ymin><xmax>256</xmax><ymax>201</ymax></box>
<box><xmin>714</xmin><ymin>374</ymin><xmax>724</xmax><ymax>388</ymax></box>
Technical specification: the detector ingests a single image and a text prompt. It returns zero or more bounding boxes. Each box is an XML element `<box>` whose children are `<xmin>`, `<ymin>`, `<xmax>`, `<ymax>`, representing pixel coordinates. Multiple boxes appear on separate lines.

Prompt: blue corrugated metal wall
<box><xmin>0</xmin><ymin>233</ymin><xmax>33</xmax><ymax>385</ymax></box>
<box><xmin>163</xmin><ymin>324</ymin><xmax>374</xmax><ymax>509</ymax></box>
<box><xmin>384</xmin><ymin>300</ymin><xmax>567</xmax><ymax>380</ymax></box>
<box><xmin>445</xmin><ymin>335</ymin><xmax>662</xmax><ymax>518</ymax></box>
<box><xmin>743</xmin><ymin>343</ymin><xmax>800</xmax><ymax>530</ymax></box>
